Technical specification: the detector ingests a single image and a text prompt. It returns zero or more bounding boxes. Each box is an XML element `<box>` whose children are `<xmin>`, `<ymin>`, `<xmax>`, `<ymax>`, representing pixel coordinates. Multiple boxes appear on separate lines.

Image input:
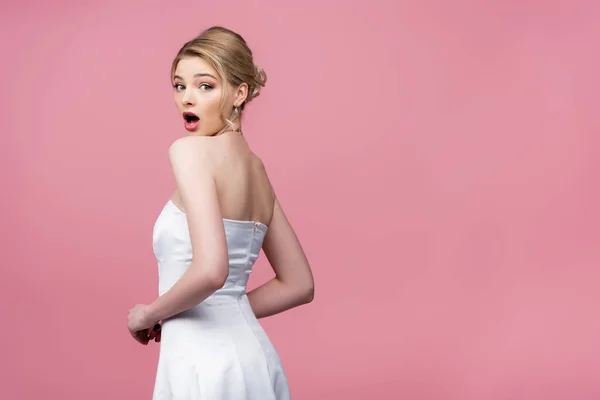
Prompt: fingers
<box><xmin>131</xmin><ymin>330</ymin><xmax>149</xmax><ymax>345</ymax></box>
<box><xmin>138</xmin><ymin>331</ymin><xmax>150</xmax><ymax>345</ymax></box>
<box><xmin>149</xmin><ymin>323</ymin><xmax>162</xmax><ymax>342</ymax></box>
<box><xmin>128</xmin><ymin>320</ymin><xmax>161</xmax><ymax>345</ymax></box>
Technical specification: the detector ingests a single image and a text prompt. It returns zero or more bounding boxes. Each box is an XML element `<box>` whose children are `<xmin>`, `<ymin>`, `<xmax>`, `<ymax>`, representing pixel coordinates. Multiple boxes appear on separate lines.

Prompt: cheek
<box><xmin>206</xmin><ymin>95</ymin><xmax>223</xmax><ymax>117</ymax></box>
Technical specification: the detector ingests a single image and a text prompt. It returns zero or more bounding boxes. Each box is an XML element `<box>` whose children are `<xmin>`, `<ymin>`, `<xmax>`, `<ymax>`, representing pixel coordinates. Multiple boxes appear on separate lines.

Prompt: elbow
<box><xmin>202</xmin><ymin>262</ymin><xmax>229</xmax><ymax>290</ymax></box>
<box><xmin>304</xmin><ymin>271</ymin><xmax>315</xmax><ymax>303</ymax></box>
<box><xmin>302</xmin><ymin>283</ymin><xmax>314</xmax><ymax>304</ymax></box>
<box><xmin>208</xmin><ymin>270</ymin><xmax>228</xmax><ymax>290</ymax></box>
<box><xmin>208</xmin><ymin>274</ymin><xmax>227</xmax><ymax>290</ymax></box>
<box><xmin>293</xmin><ymin>272</ymin><xmax>314</xmax><ymax>304</ymax></box>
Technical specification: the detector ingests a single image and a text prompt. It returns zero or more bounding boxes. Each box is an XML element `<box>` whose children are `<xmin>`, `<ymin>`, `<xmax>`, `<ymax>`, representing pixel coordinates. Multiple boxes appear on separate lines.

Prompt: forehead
<box><xmin>174</xmin><ymin>56</ymin><xmax>219</xmax><ymax>79</ymax></box>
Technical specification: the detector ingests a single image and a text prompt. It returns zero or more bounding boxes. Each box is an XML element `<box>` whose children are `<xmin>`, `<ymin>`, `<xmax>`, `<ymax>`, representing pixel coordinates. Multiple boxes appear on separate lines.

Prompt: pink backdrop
<box><xmin>2</xmin><ymin>1</ymin><xmax>599</xmax><ymax>399</ymax></box>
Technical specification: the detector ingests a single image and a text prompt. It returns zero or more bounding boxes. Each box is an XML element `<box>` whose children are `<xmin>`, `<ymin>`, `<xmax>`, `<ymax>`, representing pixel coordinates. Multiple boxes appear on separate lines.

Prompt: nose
<box><xmin>181</xmin><ymin>89</ymin><xmax>195</xmax><ymax>106</ymax></box>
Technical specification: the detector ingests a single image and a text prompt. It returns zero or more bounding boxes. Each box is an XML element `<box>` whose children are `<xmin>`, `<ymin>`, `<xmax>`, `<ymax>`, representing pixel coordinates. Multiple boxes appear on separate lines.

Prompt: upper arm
<box><xmin>262</xmin><ymin>197</ymin><xmax>314</xmax><ymax>292</ymax></box>
<box><xmin>168</xmin><ymin>137</ymin><xmax>229</xmax><ymax>281</ymax></box>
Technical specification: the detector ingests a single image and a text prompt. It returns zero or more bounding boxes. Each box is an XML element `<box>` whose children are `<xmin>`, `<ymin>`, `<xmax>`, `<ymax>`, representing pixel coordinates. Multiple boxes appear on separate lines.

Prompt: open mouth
<box><xmin>183</xmin><ymin>112</ymin><xmax>199</xmax><ymax>123</ymax></box>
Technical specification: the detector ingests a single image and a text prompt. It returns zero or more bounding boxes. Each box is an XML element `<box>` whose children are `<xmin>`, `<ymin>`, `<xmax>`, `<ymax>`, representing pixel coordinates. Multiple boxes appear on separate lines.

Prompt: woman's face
<box><xmin>172</xmin><ymin>56</ymin><xmax>235</xmax><ymax>136</ymax></box>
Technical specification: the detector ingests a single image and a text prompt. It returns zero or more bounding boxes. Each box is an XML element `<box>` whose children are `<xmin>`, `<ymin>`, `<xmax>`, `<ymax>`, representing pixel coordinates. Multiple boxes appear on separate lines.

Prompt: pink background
<box><xmin>2</xmin><ymin>1</ymin><xmax>599</xmax><ymax>399</ymax></box>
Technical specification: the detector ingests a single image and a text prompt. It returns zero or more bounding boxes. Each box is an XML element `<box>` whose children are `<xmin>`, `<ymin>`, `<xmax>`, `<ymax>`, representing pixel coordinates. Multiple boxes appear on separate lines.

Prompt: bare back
<box><xmin>212</xmin><ymin>138</ymin><xmax>275</xmax><ymax>226</ymax></box>
<box><xmin>171</xmin><ymin>132</ymin><xmax>275</xmax><ymax>226</ymax></box>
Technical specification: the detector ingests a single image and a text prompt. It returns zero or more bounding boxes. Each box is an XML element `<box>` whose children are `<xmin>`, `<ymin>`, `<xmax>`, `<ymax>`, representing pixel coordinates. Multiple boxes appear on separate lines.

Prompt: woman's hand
<box><xmin>129</xmin><ymin>323</ymin><xmax>162</xmax><ymax>345</ymax></box>
<box><xmin>128</xmin><ymin>304</ymin><xmax>153</xmax><ymax>332</ymax></box>
<box><xmin>128</xmin><ymin>304</ymin><xmax>161</xmax><ymax>345</ymax></box>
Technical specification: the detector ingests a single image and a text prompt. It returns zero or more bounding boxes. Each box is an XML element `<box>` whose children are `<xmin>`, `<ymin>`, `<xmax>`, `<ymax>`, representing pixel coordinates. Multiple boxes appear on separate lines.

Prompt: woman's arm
<box><xmin>146</xmin><ymin>136</ymin><xmax>229</xmax><ymax>323</ymax></box>
<box><xmin>247</xmin><ymin>197</ymin><xmax>314</xmax><ymax>319</ymax></box>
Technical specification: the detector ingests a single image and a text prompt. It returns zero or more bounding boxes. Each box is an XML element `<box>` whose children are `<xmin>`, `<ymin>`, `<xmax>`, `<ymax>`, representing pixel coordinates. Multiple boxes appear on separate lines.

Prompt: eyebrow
<box><xmin>173</xmin><ymin>73</ymin><xmax>218</xmax><ymax>80</ymax></box>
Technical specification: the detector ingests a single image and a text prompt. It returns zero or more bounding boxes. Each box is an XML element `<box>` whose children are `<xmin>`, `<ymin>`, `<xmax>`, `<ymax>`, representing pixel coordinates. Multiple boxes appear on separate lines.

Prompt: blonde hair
<box><xmin>171</xmin><ymin>26</ymin><xmax>267</xmax><ymax>130</ymax></box>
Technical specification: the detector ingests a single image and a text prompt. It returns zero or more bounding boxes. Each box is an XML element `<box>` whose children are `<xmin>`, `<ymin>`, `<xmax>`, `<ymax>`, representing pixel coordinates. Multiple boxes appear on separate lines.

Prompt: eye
<box><xmin>199</xmin><ymin>84</ymin><xmax>213</xmax><ymax>91</ymax></box>
<box><xmin>173</xmin><ymin>83</ymin><xmax>185</xmax><ymax>92</ymax></box>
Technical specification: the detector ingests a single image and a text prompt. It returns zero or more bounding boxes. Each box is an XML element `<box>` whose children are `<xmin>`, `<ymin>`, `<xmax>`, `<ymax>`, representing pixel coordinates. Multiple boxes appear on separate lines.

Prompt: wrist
<box><xmin>146</xmin><ymin>301</ymin><xmax>161</xmax><ymax>324</ymax></box>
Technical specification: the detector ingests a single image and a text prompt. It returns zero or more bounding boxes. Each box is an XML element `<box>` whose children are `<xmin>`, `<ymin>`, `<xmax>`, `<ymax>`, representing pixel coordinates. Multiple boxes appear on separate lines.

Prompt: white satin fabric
<box><xmin>151</xmin><ymin>200</ymin><xmax>290</xmax><ymax>400</ymax></box>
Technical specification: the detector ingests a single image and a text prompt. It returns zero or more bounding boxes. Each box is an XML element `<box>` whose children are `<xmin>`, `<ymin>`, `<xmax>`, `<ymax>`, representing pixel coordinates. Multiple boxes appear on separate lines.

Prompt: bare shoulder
<box><xmin>252</xmin><ymin>152</ymin><xmax>267</xmax><ymax>170</ymax></box>
<box><xmin>168</xmin><ymin>135</ymin><xmax>216</xmax><ymax>156</ymax></box>
<box><xmin>249</xmin><ymin>152</ymin><xmax>274</xmax><ymax>197</ymax></box>
<box><xmin>168</xmin><ymin>136</ymin><xmax>219</xmax><ymax>169</ymax></box>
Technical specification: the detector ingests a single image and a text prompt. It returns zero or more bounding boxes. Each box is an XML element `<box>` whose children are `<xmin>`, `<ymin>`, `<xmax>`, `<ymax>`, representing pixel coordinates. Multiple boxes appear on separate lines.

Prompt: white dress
<box><xmin>151</xmin><ymin>200</ymin><xmax>291</xmax><ymax>399</ymax></box>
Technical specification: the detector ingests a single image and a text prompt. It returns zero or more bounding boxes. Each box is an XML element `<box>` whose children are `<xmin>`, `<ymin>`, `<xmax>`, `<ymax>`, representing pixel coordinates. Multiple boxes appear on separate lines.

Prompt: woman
<box><xmin>126</xmin><ymin>26</ymin><xmax>315</xmax><ymax>399</ymax></box>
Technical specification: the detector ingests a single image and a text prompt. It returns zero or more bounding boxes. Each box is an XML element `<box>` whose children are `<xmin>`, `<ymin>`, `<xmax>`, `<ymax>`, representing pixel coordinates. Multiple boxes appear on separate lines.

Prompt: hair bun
<box><xmin>255</xmin><ymin>65</ymin><xmax>267</xmax><ymax>86</ymax></box>
<box><xmin>250</xmin><ymin>65</ymin><xmax>267</xmax><ymax>99</ymax></box>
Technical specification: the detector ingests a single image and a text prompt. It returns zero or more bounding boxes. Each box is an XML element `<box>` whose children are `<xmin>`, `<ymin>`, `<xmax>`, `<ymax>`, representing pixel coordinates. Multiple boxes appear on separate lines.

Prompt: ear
<box><xmin>233</xmin><ymin>82</ymin><xmax>248</xmax><ymax>106</ymax></box>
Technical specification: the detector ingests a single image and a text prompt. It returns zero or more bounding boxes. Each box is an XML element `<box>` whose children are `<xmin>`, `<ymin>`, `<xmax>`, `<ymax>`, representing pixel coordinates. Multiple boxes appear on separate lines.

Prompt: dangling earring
<box><xmin>232</xmin><ymin>104</ymin><xmax>243</xmax><ymax>135</ymax></box>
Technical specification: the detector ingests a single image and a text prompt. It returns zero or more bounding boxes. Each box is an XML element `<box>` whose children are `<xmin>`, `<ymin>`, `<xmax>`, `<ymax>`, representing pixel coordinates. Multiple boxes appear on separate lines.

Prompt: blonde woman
<box><xmin>126</xmin><ymin>26</ymin><xmax>315</xmax><ymax>399</ymax></box>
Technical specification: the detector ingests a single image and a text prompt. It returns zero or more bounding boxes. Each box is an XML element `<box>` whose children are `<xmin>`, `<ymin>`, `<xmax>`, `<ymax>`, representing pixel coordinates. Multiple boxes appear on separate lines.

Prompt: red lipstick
<box><xmin>183</xmin><ymin>111</ymin><xmax>200</xmax><ymax>131</ymax></box>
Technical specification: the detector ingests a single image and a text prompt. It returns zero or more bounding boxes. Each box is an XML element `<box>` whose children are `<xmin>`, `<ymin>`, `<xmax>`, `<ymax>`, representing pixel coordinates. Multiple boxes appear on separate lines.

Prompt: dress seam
<box><xmin>236</xmin><ymin>296</ymin><xmax>277</xmax><ymax>391</ymax></box>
